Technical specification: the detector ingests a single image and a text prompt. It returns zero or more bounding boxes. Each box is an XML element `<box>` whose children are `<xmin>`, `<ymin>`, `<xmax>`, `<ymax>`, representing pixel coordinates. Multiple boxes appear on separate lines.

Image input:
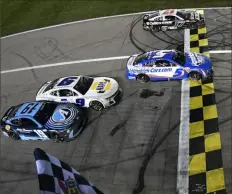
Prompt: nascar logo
<box><xmin>128</xmin><ymin>68</ymin><xmax>172</xmax><ymax>74</ymax></box>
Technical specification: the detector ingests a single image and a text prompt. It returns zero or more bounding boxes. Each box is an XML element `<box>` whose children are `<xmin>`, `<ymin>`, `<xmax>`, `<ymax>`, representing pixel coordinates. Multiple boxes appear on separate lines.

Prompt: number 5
<box><xmin>173</xmin><ymin>68</ymin><xmax>184</xmax><ymax>78</ymax></box>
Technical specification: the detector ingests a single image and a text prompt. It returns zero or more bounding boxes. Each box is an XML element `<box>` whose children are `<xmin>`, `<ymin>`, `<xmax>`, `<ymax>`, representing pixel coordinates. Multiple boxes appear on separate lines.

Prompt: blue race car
<box><xmin>1</xmin><ymin>101</ymin><xmax>88</xmax><ymax>143</ymax></box>
<box><xmin>126</xmin><ymin>50</ymin><xmax>213</xmax><ymax>83</ymax></box>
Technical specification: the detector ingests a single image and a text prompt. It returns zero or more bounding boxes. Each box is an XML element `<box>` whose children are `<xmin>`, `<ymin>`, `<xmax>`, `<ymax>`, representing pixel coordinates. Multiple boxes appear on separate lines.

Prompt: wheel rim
<box><xmin>53</xmin><ymin>134</ymin><xmax>60</xmax><ymax>143</ymax></box>
<box><xmin>9</xmin><ymin>132</ymin><xmax>18</xmax><ymax>140</ymax></box>
<box><xmin>91</xmin><ymin>101</ymin><xmax>103</xmax><ymax>111</ymax></box>
<box><xmin>137</xmin><ymin>75</ymin><xmax>147</xmax><ymax>83</ymax></box>
<box><xmin>190</xmin><ymin>73</ymin><xmax>200</xmax><ymax>80</ymax></box>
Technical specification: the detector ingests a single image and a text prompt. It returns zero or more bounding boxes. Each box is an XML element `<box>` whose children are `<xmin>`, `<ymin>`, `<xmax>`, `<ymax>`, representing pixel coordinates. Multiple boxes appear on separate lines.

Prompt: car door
<box><xmin>11</xmin><ymin>118</ymin><xmax>46</xmax><ymax>139</ymax></box>
<box><xmin>164</xmin><ymin>15</ymin><xmax>176</xmax><ymax>27</ymax></box>
<box><xmin>54</xmin><ymin>89</ymin><xmax>74</xmax><ymax>103</ymax></box>
<box><xmin>154</xmin><ymin>60</ymin><xmax>174</xmax><ymax>78</ymax></box>
<box><xmin>71</xmin><ymin>90</ymin><xmax>86</xmax><ymax>107</ymax></box>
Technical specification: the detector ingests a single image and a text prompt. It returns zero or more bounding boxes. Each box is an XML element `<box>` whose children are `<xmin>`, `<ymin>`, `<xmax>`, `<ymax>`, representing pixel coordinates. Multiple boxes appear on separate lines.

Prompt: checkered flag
<box><xmin>34</xmin><ymin>148</ymin><xmax>104</xmax><ymax>194</ymax></box>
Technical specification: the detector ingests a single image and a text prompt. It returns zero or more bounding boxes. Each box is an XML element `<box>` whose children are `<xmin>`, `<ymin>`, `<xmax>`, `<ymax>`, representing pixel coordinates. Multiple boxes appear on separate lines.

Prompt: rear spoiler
<box><xmin>36</xmin><ymin>81</ymin><xmax>51</xmax><ymax>96</ymax></box>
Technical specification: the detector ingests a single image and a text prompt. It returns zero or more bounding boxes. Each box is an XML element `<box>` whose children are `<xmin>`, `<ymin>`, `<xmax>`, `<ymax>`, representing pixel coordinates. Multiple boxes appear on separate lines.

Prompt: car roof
<box><xmin>159</xmin><ymin>9</ymin><xmax>177</xmax><ymax>16</ymax></box>
<box><xmin>144</xmin><ymin>50</ymin><xmax>174</xmax><ymax>61</ymax></box>
<box><xmin>52</xmin><ymin>76</ymin><xmax>81</xmax><ymax>90</ymax></box>
<box><xmin>14</xmin><ymin>101</ymin><xmax>44</xmax><ymax>117</ymax></box>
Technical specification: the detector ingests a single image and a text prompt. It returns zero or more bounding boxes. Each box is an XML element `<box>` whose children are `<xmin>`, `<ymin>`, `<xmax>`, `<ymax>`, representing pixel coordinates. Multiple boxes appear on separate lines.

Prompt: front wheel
<box><xmin>151</xmin><ymin>25</ymin><xmax>161</xmax><ymax>32</ymax></box>
<box><xmin>188</xmin><ymin>72</ymin><xmax>202</xmax><ymax>81</ymax></box>
<box><xmin>8</xmin><ymin>131</ymin><xmax>20</xmax><ymax>140</ymax></box>
<box><xmin>89</xmin><ymin>101</ymin><xmax>104</xmax><ymax>111</ymax></box>
<box><xmin>136</xmin><ymin>74</ymin><xmax>150</xmax><ymax>83</ymax></box>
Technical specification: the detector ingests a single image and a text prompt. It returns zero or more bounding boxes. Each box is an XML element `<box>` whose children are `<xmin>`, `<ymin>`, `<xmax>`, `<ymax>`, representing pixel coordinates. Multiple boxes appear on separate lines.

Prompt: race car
<box><xmin>143</xmin><ymin>9</ymin><xmax>205</xmax><ymax>31</ymax></box>
<box><xmin>36</xmin><ymin>75</ymin><xmax>123</xmax><ymax>111</ymax></box>
<box><xmin>126</xmin><ymin>50</ymin><xmax>213</xmax><ymax>83</ymax></box>
<box><xmin>1</xmin><ymin>101</ymin><xmax>87</xmax><ymax>143</ymax></box>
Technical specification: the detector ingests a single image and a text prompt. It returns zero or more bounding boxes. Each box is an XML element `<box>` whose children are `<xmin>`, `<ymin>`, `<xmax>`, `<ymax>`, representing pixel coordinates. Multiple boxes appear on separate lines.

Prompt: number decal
<box><xmin>21</xmin><ymin>103</ymin><xmax>40</xmax><ymax>114</ymax></box>
<box><xmin>34</xmin><ymin>130</ymin><xmax>48</xmax><ymax>138</ymax></box>
<box><xmin>76</xmin><ymin>98</ymin><xmax>85</xmax><ymax>106</ymax></box>
<box><xmin>173</xmin><ymin>68</ymin><xmax>185</xmax><ymax>78</ymax></box>
<box><xmin>163</xmin><ymin>9</ymin><xmax>175</xmax><ymax>14</ymax></box>
<box><xmin>177</xmin><ymin>21</ymin><xmax>185</xmax><ymax>28</ymax></box>
<box><xmin>57</xmin><ymin>77</ymin><xmax>77</xmax><ymax>86</ymax></box>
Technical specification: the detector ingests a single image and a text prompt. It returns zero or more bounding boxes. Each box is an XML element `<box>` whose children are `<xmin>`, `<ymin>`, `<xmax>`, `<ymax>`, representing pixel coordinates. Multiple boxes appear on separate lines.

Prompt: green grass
<box><xmin>1</xmin><ymin>0</ymin><xmax>231</xmax><ymax>37</ymax></box>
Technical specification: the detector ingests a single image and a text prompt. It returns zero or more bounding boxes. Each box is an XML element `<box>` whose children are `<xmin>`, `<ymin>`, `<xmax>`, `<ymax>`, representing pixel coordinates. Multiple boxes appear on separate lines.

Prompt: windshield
<box><xmin>74</xmin><ymin>76</ymin><xmax>94</xmax><ymax>95</ymax></box>
<box><xmin>176</xmin><ymin>11</ymin><xmax>184</xmax><ymax>18</ymax></box>
<box><xmin>172</xmin><ymin>51</ymin><xmax>186</xmax><ymax>65</ymax></box>
<box><xmin>43</xmin><ymin>79</ymin><xmax>59</xmax><ymax>93</ymax></box>
<box><xmin>34</xmin><ymin>102</ymin><xmax>57</xmax><ymax>125</ymax></box>
<box><xmin>134</xmin><ymin>53</ymin><xmax>148</xmax><ymax>64</ymax></box>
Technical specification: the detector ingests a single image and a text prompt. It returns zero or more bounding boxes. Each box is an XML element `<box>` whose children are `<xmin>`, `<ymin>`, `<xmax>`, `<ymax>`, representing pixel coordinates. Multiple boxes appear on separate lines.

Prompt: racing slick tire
<box><xmin>151</xmin><ymin>25</ymin><xmax>161</xmax><ymax>32</ymax></box>
<box><xmin>89</xmin><ymin>101</ymin><xmax>104</xmax><ymax>111</ymax></box>
<box><xmin>51</xmin><ymin>133</ymin><xmax>62</xmax><ymax>143</ymax></box>
<box><xmin>189</xmin><ymin>22</ymin><xmax>197</xmax><ymax>30</ymax></box>
<box><xmin>8</xmin><ymin>131</ymin><xmax>20</xmax><ymax>140</ymax></box>
<box><xmin>188</xmin><ymin>71</ymin><xmax>202</xmax><ymax>81</ymax></box>
<box><xmin>136</xmin><ymin>74</ymin><xmax>150</xmax><ymax>83</ymax></box>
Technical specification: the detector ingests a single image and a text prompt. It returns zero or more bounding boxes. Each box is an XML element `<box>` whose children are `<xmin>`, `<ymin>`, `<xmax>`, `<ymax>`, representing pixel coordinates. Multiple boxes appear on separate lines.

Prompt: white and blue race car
<box><xmin>36</xmin><ymin>75</ymin><xmax>123</xmax><ymax>111</ymax></box>
<box><xmin>126</xmin><ymin>50</ymin><xmax>213</xmax><ymax>83</ymax></box>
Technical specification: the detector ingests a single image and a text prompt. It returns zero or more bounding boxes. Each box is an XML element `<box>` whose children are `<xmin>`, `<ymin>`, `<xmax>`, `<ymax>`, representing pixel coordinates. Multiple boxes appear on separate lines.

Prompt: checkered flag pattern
<box><xmin>188</xmin><ymin>10</ymin><xmax>227</xmax><ymax>194</ymax></box>
<box><xmin>34</xmin><ymin>148</ymin><xmax>104</xmax><ymax>194</ymax></box>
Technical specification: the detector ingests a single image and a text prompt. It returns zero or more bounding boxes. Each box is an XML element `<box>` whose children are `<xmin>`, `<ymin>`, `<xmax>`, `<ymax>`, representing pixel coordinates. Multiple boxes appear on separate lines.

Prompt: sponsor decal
<box><xmin>128</xmin><ymin>68</ymin><xmax>172</xmax><ymax>74</ymax></box>
<box><xmin>188</xmin><ymin>52</ymin><xmax>203</xmax><ymax>66</ymax></box>
<box><xmin>58</xmin><ymin>177</ymin><xmax>83</xmax><ymax>194</ymax></box>
<box><xmin>45</xmin><ymin>105</ymin><xmax>77</xmax><ymax>129</ymax></box>
<box><xmin>52</xmin><ymin>109</ymin><xmax>71</xmax><ymax>122</ymax></box>
<box><xmin>148</xmin><ymin>21</ymin><xmax>172</xmax><ymax>25</ymax></box>
<box><xmin>90</xmin><ymin>81</ymin><xmax>111</xmax><ymax>91</ymax></box>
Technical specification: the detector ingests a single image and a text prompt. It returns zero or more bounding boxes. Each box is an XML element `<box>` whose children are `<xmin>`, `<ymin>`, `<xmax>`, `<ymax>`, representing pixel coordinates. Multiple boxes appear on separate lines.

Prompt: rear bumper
<box><xmin>62</xmin><ymin>117</ymin><xmax>88</xmax><ymax>142</ymax></box>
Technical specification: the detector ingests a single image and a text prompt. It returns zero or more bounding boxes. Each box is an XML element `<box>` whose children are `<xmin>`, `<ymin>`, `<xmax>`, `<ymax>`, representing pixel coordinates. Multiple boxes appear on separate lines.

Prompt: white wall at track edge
<box><xmin>176</xmin><ymin>29</ymin><xmax>190</xmax><ymax>194</ymax></box>
<box><xmin>1</xmin><ymin>7</ymin><xmax>231</xmax><ymax>39</ymax></box>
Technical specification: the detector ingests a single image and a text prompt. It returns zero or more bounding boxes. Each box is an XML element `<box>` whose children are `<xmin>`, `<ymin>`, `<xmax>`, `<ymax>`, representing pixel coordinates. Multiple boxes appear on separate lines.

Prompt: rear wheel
<box><xmin>136</xmin><ymin>74</ymin><xmax>150</xmax><ymax>83</ymax></box>
<box><xmin>189</xmin><ymin>22</ymin><xmax>197</xmax><ymax>29</ymax></box>
<box><xmin>51</xmin><ymin>133</ymin><xmax>61</xmax><ymax>143</ymax></box>
<box><xmin>8</xmin><ymin>131</ymin><xmax>20</xmax><ymax>140</ymax></box>
<box><xmin>188</xmin><ymin>72</ymin><xmax>202</xmax><ymax>81</ymax></box>
<box><xmin>89</xmin><ymin>101</ymin><xmax>104</xmax><ymax>111</ymax></box>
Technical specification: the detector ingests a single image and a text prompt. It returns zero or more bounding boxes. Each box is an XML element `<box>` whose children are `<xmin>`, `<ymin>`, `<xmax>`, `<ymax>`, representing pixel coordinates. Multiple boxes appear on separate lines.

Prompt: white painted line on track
<box><xmin>1</xmin><ymin>50</ymin><xmax>230</xmax><ymax>74</ymax></box>
<box><xmin>176</xmin><ymin>29</ymin><xmax>190</xmax><ymax>194</ymax></box>
<box><xmin>1</xmin><ymin>7</ymin><xmax>231</xmax><ymax>39</ymax></box>
<box><xmin>0</xmin><ymin>56</ymin><xmax>130</xmax><ymax>74</ymax></box>
<box><xmin>1</xmin><ymin>50</ymin><xmax>229</xmax><ymax>74</ymax></box>
<box><xmin>210</xmin><ymin>50</ymin><xmax>231</xmax><ymax>53</ymax></box>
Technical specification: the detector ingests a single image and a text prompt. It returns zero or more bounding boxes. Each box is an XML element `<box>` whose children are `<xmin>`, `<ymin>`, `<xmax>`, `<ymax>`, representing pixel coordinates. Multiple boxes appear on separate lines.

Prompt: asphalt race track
<box><xmin>1</xmin><ymin>8</ymin><xmax>231</xmax><ymax>194</ymax></box>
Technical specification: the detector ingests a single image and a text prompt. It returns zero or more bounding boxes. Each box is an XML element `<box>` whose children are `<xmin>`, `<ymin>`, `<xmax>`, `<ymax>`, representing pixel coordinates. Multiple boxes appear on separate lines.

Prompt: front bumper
<box><xmin>105</xmin><ymin>88</ymin><xmax>123</xmax><ymax>107</ymax></box>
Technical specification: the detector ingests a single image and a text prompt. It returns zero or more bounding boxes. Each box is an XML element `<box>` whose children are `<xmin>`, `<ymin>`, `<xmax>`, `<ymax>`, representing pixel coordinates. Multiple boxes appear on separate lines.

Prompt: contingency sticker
<box><xmin>90</xmin><ymin>81</ymin><xmax>111</xmax><ymax>91</ymax></box>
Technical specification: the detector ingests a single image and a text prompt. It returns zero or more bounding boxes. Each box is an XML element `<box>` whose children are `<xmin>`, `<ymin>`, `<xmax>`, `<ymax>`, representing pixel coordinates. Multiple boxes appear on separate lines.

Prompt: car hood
<box><xmin>84</xmin><ymin>77</ymin><xmax>119</xmax><ymax>98</ymax></box>
<box><xmin>45</xmin><ymin>104</ymin><xmax>82</xmax><ymax>130</ymax></box>
<box><xmin>185</xmin><ymin>52</ymin><xmax>212</xmax><ymax>69</ymax></box>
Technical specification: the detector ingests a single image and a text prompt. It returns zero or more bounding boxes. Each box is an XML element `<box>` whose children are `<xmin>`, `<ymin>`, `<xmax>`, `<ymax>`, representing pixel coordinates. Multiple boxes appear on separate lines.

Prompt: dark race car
<box><xmin>1</xmin><ymin>101</ymin><xmax>88</xmax><ymax>143</ymax></box>
<box><xmin>143</xmin><ymin>9</ymin><xmax>205</xmax><ymax>32</ymax></box>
